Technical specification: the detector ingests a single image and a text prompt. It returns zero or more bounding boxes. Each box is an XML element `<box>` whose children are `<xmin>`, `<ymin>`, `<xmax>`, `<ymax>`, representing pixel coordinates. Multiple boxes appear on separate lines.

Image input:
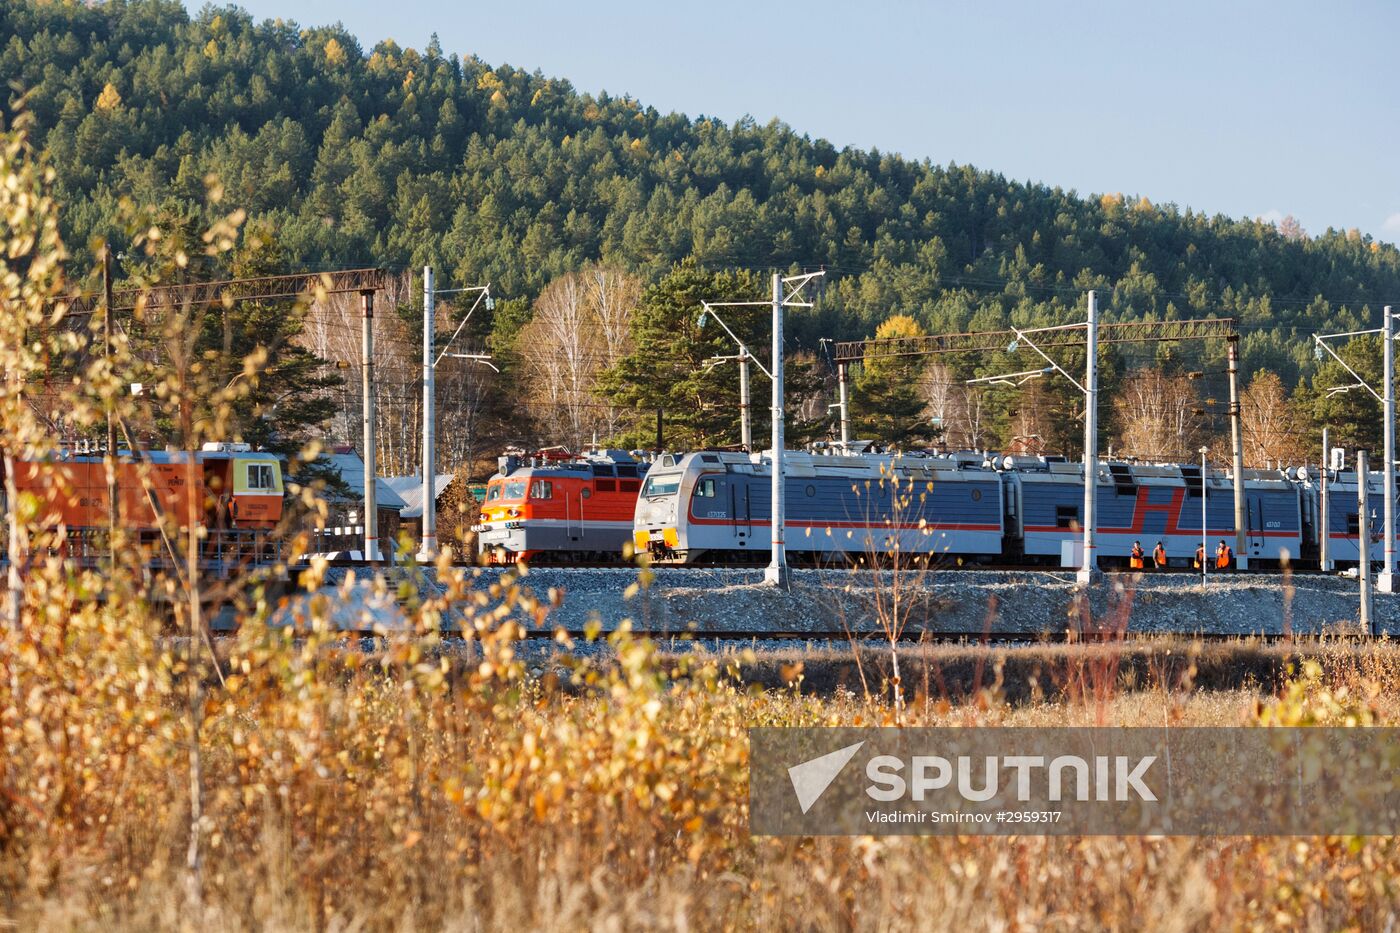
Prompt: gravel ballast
<box><xmin>291</xmin><ymin>566</ymin><xmax>1397</xmax><ymax>638</ymax></box>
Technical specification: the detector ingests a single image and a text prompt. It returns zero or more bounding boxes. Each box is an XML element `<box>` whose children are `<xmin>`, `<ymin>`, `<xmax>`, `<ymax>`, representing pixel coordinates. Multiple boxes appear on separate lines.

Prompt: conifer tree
<box><xmin>599</xmin><ymin>260</ymin><xmax>767</xmax><ymax>449</ymax></box>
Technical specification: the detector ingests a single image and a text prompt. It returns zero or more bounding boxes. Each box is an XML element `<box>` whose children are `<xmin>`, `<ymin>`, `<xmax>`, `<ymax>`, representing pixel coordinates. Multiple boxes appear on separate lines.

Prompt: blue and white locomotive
<box><xmin>633</xmin><ymin>449</ymin><xmax>1004</xmax><ymax>565</ymax></box>
<box><xmin>1323</xmin><ymin>467</ymin><xmax>1386</xmax><ymax>564</ymax></box>
<box><xmin>1002</xmin><ymin>458</ymin><xmax>1307</xmax><ymax>565</ymax></box>
<box><xmin>633</xmin><ymin>447</ymin><xmax>1384</xmax><ymax>568</ymax></box>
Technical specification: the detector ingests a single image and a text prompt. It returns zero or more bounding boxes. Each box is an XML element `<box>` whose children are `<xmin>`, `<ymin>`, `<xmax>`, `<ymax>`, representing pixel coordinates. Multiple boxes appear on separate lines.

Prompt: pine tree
<box><xmin>1304</xmin><ymin>335</ymin><xmax>1383</xmax><ymax>453</ymax></box>
<box><xmin>203</xmin><ymin>222</ymin><xmax>342</xmax><ymax>454</ymax></box>
<box><xmin>598</xmin><ymin>260</ymin><xmax>768</xmax><ymax>449</ymax></box>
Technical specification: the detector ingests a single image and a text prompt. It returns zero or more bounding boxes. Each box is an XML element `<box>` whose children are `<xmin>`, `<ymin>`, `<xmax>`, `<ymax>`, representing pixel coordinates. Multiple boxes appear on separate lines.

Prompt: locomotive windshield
<box><xmin>501</xmin><ymin>481</ymin><xmax>528</xmax><ymax>500</ymax></box>
<box><xmin>641</xmin><ymin>473</ymin><xmax>681</xmax><ymax>498</ymax></box>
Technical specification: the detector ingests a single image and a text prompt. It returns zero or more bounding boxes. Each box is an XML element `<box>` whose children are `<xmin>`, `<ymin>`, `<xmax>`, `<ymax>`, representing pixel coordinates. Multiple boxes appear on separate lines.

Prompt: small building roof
<box><xmin>323</xmin><ymin>450</ymin><xmax>408</xmax><ymax>511</ymax></box>
<box><xmin>383</xmin><ymin>473</ymin><xmax>455</xmax><ymax>519</ymax></box>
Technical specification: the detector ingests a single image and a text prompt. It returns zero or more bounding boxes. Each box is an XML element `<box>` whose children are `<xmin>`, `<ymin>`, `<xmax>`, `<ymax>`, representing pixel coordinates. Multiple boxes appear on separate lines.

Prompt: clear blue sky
<box><xmin>207</xmin><ymin>0</ymin><xmax>1400</xmax><ymax>243</ymax></box>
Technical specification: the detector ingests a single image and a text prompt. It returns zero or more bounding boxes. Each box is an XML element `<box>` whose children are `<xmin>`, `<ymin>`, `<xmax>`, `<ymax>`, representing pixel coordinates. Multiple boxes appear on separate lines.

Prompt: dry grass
<box><xmin>682</xmin><ymin>635</ymin><xmax>1400</xmax><ymax>708</ymax></box>
<box><xmin>4</xmin><ymin>563</ymin><xmax>1400</xmax><ymax>932</ymax></box>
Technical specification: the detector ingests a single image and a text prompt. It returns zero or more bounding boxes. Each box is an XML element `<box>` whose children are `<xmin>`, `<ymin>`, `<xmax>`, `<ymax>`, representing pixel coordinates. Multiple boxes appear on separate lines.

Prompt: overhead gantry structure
<box><xmin>63</xmin><ymin>267</ymin><xmax>390</xmax><ymax>316</ymax></box>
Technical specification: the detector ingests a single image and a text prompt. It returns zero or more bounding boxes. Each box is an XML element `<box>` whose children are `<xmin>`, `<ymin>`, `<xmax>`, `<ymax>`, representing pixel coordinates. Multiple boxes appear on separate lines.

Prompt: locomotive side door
<box><xmin>571</xmin><ymin>484</ymin><xmax>588</xmax><ymax>544</ymax></box>
<box><xmin>1246</xmin><ymin>494</ymin><xmax>1263</xmax><ymax>557</ymax></box>
<box><xmin>732</xmin><ymin>475</ymin><xmax>749</xmax><ymax>547</ymax></box>
<box><xmin>562</xmin><ymin>480</ymin><xmax>580</xmax><ymax>543</ymax></box>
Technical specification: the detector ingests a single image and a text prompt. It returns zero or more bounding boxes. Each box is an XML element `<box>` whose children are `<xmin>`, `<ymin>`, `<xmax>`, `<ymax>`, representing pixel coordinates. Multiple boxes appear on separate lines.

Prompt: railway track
<box><xmin>312</xmin><ymin>556</ymin><xmax>1331</xmax><ymax>577</ymax></box>
<box><xmin>298</xmin><ymin>627</ymin><xmax>1318</xmax><ymax>644</ymax></box>
<box><xmin>579</xmin><ymin>630</ymin><xmax>1313</xmax><ymax>643</ymax></box>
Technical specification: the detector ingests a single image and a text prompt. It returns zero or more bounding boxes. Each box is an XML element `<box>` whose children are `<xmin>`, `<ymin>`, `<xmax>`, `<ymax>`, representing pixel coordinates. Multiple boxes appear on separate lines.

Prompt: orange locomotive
<box><xmin>5</xmin><ymin>442</ymin><xmax>284</xmax><ymax>535</ymax></box>
<box><xmin>474</xmin><ymin>449</ymin><xmax>649</xmax><ymax>564</ymax></box>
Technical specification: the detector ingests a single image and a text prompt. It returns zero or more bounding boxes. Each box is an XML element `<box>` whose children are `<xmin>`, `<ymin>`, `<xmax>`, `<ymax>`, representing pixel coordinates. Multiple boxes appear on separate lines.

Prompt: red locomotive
<box><xmin>474</xmin><ymin>448</ymin><xmax>650</xmax><ymax>563</ymax></box>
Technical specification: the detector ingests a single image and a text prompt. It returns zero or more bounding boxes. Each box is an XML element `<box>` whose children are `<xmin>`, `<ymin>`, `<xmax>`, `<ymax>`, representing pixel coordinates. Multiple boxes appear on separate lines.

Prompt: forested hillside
<box><xmin>4</xmin><ymin>0</ymin><xmax>1399</xmax><ymax>464</ymax></box>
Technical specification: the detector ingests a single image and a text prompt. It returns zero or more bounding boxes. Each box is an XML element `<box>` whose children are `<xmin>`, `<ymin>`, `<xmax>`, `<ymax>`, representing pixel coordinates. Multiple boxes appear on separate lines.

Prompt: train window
<box><xmin>581</xmin><ymin>488</ymin><xmax>592</xmax><ymax>499</ymax></box>
<box><xmin>530</xmin><ymin>481</ymin><xmax>553</xmax><ymax>499</ymax></box>
<box><xmin>596</xmin><ymin>480</ymin><xmax>617</xmax><ymax>493</ymax></box>
<box><xmin>502</xmin><ymin>481</ymin><xmax>527</xmax><ymax>500</ymax></box>
<box><xmin>700</xmin><ymin>454</ymin><xmax>720</xmax><ymax>464</ymax></box>
<box><xmin>620</xmin><ymin>479</ymin><xmax>641</xmax><ymax>493</ymax></box>
<box><xmin>593</xmin><ymin>464</ymin><xmax>616</xmax><ymax>478</ymax></box>
<box><xmin>486</xmin><ymin>484</ymin><xmax>501</xmax><ymax>502</ymax></box>
<box><xmin>641</xmin><ymin>474</ymin><xmax>681</xmax><ymax>498</ymax></box>
<box><xmin>1055</xmin><ymin>505</ymin><xmax>1079</xmax><ymax>529</ymax></box>
<box><xmin>247</xmin><ymin>463</ymin><xmax>275</xmax><ymax>490</ymax></box>
<box><xmin>696</xmin><ymin>479</ymin><xmax>717</xmax><ymax>498</ymax></box>
<box><xmin>617</xmin><ymin>464</ymin><xmax>639</xmax><ymax>478</ymax></box>
<box><xmin>1347</xmin><ymin>512</ymin><xmax>1360</xmax><ymax>536</ymax></box>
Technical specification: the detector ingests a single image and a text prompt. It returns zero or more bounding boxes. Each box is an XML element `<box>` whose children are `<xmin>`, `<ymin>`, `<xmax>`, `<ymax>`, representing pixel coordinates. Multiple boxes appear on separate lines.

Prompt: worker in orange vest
<box><xmin>1129</xmin><ymin>541</ymin><xmax>1145</xmax><ymax>569</ymax></box>
<box><xmin>1215</xmin><ymin>539</ymin><xmax>1233</xmax><ymax>570</ymax></box>
<box><xmin>1194</xmin><ymin>543</ymin><xmax>1205</xmax><ymax>569</ymax></box>
<box><xmin>1152</xmin><ymin>541</ymin><xmax>1167</xmax><ymax>569</ymax></box>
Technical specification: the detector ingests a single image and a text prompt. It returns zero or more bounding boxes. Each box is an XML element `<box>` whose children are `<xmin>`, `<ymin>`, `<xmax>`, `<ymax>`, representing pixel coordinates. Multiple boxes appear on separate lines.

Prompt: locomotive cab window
<box><xmin>1055</xmin><ymin>505</ymin><xmax>1079</xmax><ymax>529</ymax></box>
<box><xmin>641</xmin><ymin>474</ymin><xmax>681</xmax><ymax>498</ymax></box>
<box><xmin>247</xmin><ymin>463</ymin><xmax>275</xmax><ymax>491</ymax></box>
<box><xmin>530</xmin><ymin>481</ymin><xmax>553</xmax><ymax>499</ymax></box>
<box><xmin>695</xmin><ymin>478</ymin><xmax>717</xmax><ymax>498</ymax></box>
<box><xmin>1347</xmin><ymin>512</ymin><xmax>1360</xmax><ymax>536</ymax></box>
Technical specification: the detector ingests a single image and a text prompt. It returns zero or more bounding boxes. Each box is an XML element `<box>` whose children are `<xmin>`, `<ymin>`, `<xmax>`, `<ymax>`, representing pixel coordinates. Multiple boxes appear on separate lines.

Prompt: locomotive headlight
<box><xmin>507</xmin><ymin>508</ymin><xmax>521</xmax><ymax>518</ymax></box>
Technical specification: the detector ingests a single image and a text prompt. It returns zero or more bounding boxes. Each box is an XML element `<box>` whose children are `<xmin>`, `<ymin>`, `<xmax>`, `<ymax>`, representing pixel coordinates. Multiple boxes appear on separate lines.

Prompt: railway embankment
<box><xmin>291</xmin><ymin>566</ymin><xmax>1395</xmax><ymax>638</ymax></box>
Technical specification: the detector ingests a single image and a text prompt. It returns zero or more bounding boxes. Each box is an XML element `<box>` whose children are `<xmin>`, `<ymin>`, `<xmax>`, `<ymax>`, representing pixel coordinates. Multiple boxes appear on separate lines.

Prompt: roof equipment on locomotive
<box><xmin>474</xmin><ymin>448</ymin><xmax>652</xmax><ymax>564</ymax></box>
